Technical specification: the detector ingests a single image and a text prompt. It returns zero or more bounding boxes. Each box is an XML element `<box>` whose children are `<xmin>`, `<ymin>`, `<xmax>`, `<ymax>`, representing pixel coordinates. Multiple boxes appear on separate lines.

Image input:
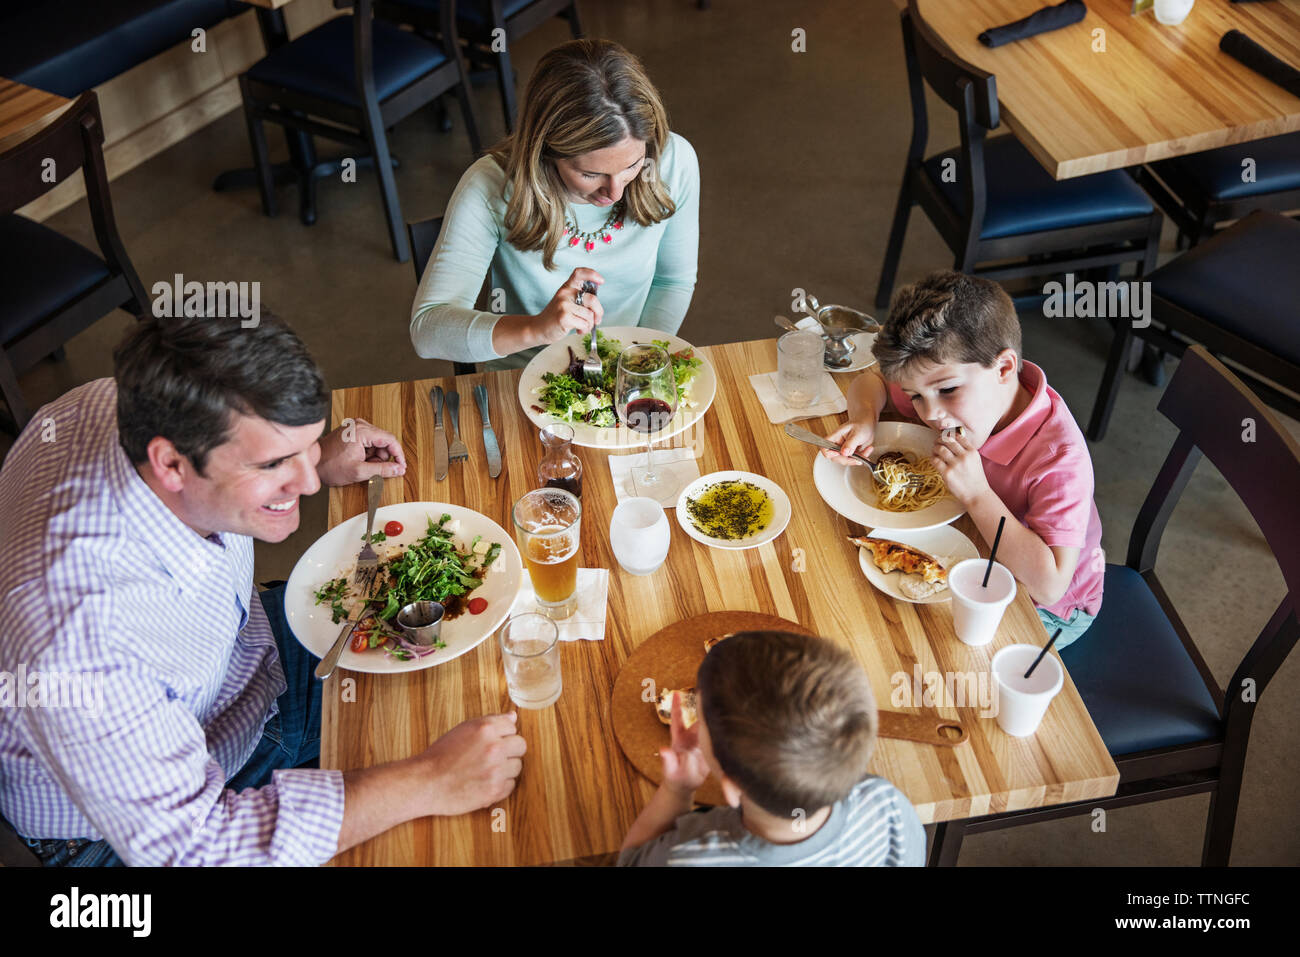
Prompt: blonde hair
<box><xmin>488</xmin><ymin>39</ymin><xmax>676</xmax><ymax>270</ymax></box>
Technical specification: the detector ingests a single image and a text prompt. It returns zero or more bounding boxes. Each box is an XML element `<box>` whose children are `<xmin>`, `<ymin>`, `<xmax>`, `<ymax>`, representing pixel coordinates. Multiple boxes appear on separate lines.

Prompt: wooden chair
<box><xmin>0</xmin><ymin>90</ymin><xmax>147</xmax><ymax>433</ymax></box>
<box><xmin>876</xmin><ymin>2</ymin><xmax>1162</xmax><ymax>311</ymax></box>
<box><xmin>407</xmin><ymin>214</ymin><xmax>479</xmax><ymax>376</ymax></box>
<box><xmin>930</xmin><ymin>345</ymin><xmax>1300</xmax><ymax>866</ymax></box>
<box><xmin>239</xmin><ymin>0</ymin><xmax>480</xmax><ymax>262</ymax></box>
<box><xmin>375</xmin><ymin>0</ymin><xmax>584</xmax><ymax>132</ymax></box>
<box><xmin>1087</xmin><ymin>210</ymin><xmax>1300</xmax><ymax>441</ymax></box>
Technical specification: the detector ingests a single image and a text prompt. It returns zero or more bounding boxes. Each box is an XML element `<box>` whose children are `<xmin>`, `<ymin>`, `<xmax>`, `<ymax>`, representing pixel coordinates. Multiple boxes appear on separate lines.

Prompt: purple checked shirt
<box><xmin>0</xmin><ymin>379</ymin><xmax>345</xmax><ymax>865</ymax></box>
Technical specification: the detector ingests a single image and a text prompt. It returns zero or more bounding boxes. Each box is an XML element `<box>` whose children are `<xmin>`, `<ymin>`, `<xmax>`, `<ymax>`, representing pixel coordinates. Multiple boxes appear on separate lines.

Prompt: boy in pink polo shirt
<box><xmin>824</xmin><ymin>271</ymin><xmax>1103</xmax><ymax>646</ymax></box>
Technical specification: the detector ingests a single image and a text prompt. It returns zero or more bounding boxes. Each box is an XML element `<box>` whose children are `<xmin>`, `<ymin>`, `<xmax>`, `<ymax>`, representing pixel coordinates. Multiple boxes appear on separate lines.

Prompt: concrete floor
<box><xmin>6</xmin><ymin>0</ymin><xmax>1298</xmax><ymax>865</ymax></box>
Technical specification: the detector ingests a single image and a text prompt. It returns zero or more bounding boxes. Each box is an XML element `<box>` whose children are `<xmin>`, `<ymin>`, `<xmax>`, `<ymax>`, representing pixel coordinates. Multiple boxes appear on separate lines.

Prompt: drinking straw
<box><xmin>982</xmin><ymin>516</ymin><xmax>1006</xmax><ymax>588</ymax></box>
<box><xmin>1024</xmin><ymin>629</ymin><xmax>1062</xmax><ymax>680</ymax></box>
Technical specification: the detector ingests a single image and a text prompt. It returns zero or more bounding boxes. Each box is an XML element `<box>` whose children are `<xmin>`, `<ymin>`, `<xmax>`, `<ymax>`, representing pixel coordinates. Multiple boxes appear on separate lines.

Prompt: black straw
<box><xmin>1024</xmin><ymin>629</ymin><xmax>1062</xmax><ymax>679</ymax></box>
<box><xmin>982</xmin><ymin>516</ymin><xmax>1007</xmax><ymax>588</ymax></box>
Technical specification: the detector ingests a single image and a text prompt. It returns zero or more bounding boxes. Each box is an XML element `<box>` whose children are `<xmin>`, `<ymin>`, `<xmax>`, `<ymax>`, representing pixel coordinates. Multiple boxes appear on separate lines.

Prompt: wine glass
<box><xmin>615</xmin><ymin>343</ymin><xmax>679</xmax><ymax>492</ymax></box>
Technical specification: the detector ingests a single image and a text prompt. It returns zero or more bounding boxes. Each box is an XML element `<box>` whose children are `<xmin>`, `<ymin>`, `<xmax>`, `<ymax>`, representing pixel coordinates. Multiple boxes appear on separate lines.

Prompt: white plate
<box><xmin>811</xmin><ymin>422</ymin><xmax>966</xmax><ymax>531</ymax></box>
<box><xmin>855</xmin><ymin>526</ymin><xmax>979</xmax><ymax>605</ymax></box>
<box><xmin>826</xmin><ymin>331</ymin><xmax>878</xmax><ymax>373</ymax></box>
<box><xmin>675</xmin><ymin>471</ymin><xmax>792</xmax><ymax>550</ymax></box>
<box><xmin>284</xmin><ymin>502</ymin><xmax>524</xmax><ymax>674</ymax></box>
<box><xmin>517</xmin><ymin>326</ymin><xmax>717</xmax><ymax>450</ymax></box>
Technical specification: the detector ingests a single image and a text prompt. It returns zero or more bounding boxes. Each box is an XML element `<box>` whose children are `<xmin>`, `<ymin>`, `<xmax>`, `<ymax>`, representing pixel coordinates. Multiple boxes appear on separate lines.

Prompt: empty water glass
<box><xmin>609</xmin><ymin>497</ymin><xmax>670</xmax><ymax>575</ymax></box>
<box><xmin>777</xmin><ymin>330</ymin><xmax>825</xmax><ymax>408</ymax></box>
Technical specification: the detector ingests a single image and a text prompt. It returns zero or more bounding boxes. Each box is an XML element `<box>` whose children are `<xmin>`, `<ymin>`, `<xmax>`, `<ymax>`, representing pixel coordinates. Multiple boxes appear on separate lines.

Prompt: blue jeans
<box><xmin>17</xmin><ymin>582</ymin><xmax>321</xmax><ymax>866</ymax></box>
<box><xmin>1037</xmin><ymin>605</ymin><xmax>1097</xmax><ymax>650</ymax></box>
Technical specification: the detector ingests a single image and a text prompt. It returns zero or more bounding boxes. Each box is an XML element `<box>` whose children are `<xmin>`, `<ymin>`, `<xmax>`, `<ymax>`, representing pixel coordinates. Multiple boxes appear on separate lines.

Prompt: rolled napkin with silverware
<box><xmin>1220</xmin><ymin>30</ymin><xmax>1300</xmax><ymax>99</ymax></box>
<box><xmin>979</xmin><ymin>0</ymin><xmax>1087</xmax><ymax>48</ymax></box>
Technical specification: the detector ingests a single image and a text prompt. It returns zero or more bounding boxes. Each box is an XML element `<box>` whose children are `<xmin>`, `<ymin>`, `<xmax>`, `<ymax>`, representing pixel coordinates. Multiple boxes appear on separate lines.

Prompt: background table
<box><xmin>320</xmin><ymin>338</ymin><xmax>1118</xmax><ymax>865</ymax></box>
<box><xmin>911</xmin><ymin>0</ymin><xmax>1300</xmax><ymax>178</ymax></box>
<box><xmin>0</xmin><ymin>79</ymin><xmax>71</xmax><ymax>154</ymax></box>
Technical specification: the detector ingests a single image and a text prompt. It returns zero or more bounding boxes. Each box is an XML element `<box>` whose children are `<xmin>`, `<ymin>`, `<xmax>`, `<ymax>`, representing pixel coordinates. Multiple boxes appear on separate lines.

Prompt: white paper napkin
<box><xmin>749</xmin><ymin>370</ymin><xmax>847</xmax><ymax>424</ymax></box>
<box><xmin>509</xmin><ymin>568</ymin><xmax>609</xmax><ymax>641</ymax></box>
<box><xmin>607</xmin><ymin>447</ymin><xmax>701</xmax><ymax>507</ymax></box>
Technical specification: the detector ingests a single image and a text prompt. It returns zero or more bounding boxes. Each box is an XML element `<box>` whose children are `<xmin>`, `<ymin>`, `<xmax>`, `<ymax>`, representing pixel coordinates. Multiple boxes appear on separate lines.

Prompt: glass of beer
<box><xmin>512</xmin><ymin>487</ymin><xmax>582</xmax><ymax>619</ymax></box>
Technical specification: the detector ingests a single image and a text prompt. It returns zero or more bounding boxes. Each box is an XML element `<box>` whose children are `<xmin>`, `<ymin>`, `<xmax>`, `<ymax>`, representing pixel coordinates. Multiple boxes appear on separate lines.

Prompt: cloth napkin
<box><xmin>979</xmin><ymin>0</ymin><xmax>1087</xmax><ymax>48</ymax></box>
<box><xmin>607</xmin><ymin>447</ymin><xmax>701</xmax><ymax>506</ymax></box>
<box><xmin>749</xmin><ymin>371</ymin><xmax>847</xmax><ymax>424</ymax></box>
<box><xmin>509</xmin><ymin>567</ymin><xmax>609</xmax><ymax>641</ymax></box>
<box><xmin>1220</xmin><ymin>30</ymin><xmax>1300</xmax><ymax>99</ymax></box>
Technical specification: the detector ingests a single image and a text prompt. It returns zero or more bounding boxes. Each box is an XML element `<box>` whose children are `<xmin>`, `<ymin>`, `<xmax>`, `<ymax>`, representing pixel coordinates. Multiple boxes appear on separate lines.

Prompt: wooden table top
<box><xmin>910</xmin><ymin>0</ymin><xmax>1300</xmax><ymax>178</ymax></box>
<box><xmin>0</xmin><ymin>78</ymin><xmax>71</xmax><ymax>155</ymax></box>
<box><xmin>320</xmin><ymin>338</ymin><xmax>1118</xmax><ymax>865</ymax></box>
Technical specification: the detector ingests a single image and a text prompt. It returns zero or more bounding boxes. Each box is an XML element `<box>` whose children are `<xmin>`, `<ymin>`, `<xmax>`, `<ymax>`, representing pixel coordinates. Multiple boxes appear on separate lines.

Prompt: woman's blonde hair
<box><xmin>488</xmin><ymin>39</ymin><xmax>676</xmax><ymax>270</ymax></box>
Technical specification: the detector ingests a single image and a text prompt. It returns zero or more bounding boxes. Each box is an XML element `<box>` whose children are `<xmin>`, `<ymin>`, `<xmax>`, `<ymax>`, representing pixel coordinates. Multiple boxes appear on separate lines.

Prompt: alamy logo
<box><xmin>0</xmin><ymin>665</ymin><xmax>103</xmax><ymax>716</ymax></box>
<box><xmin>50</xmin><ymin>887</ymin><xmax>151</xmax><ymax>937</ymax></box>
<box><xmin>1042</xmin><ymin>273</ymin><xmax>1150</xmax><ymax>328</ymax></box>
<box><xmin>151</xmin><ymin>273</ymin><xmax>260</xmax><ymax>327</ymax></box>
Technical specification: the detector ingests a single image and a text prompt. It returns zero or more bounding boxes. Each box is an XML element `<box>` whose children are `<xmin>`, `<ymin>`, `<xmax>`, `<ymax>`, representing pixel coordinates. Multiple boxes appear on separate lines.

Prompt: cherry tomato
<box><xmin>468</xmin><ymin>597</ymin><xmax>488</xmax><ymax>615</ymax></box>
<box><xmin>350</xmin><ymin>629</ymin><xmax>371</xmax><ymax>653</ymax></box>
<box><xmin>384</xmin><ymin>521</ymin><xmax>403</xmax><ymax>538</ymax></box>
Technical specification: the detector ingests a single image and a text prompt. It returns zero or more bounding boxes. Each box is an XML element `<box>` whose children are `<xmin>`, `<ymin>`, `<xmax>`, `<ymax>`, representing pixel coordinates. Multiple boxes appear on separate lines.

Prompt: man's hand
<box><xmin>660</xmin><ymin>693</ymin><xmax>709</xmax><ymax>796</ymax></box>
<box><xmin>418</xmin><ymin>713</ymin><xmax>526</xmax><ymax>816</ymax></box>
<box><xmin>316</xmin><ymin>418</ymin><xmax>407</xmax><ymax>487</ymax></box>
<box><xmin>931</xmin><ymin>428</ymin><xmax>989</xmax><ymax>506</ymax></box>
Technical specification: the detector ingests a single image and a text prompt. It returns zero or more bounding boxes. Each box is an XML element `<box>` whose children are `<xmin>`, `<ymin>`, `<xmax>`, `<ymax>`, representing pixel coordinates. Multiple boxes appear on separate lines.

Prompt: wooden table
<box><xmin>911</xmin><ymin>0</ymin><xmax>1300</xmax><ymax>178</ymax></box>
<box><xmin>0</xmin><ymin>78</ymin><xmax>71</xmax><ymax>154</ymax></box>
<box><xmin>321</xmin><ymin>339</ymin><xmax>1119</xmax><ymax>865</ymax></box>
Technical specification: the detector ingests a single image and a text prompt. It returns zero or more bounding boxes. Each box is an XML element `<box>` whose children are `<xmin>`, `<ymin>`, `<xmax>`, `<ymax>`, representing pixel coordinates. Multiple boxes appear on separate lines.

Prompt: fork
<box><xmin>446</xmin><ymin>390</ymin><xmax>469</xmax><ymax>464</ymax></box>
<box><xmin>315</xmin><ymin>477</ymin><xmax>382</xmax><ymax>679</ymax></box>
<box><xmin>783</xmin><ymin>423</ymin><xmax>923</xmax><ymax>490</ymax></box>
<box><xmin>354</xmin><ymin>475</ymin><xmax>382</xmax><ymax>576</ymax></box>
<box><xmin>580</xmin><ymin>281</ymin><xmax>602</xmax><ymax>386</ymax></box>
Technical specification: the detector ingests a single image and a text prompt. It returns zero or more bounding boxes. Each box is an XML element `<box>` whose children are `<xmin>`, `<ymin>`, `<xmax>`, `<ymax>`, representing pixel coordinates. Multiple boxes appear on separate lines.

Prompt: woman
<box><xmin>410</xmin><ymin>39</ymin><xmax>699</xmax><ymax>369</ymax></box>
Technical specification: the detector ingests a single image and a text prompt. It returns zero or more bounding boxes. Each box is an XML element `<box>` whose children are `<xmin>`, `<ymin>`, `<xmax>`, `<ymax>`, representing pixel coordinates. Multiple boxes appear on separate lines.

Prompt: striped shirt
<box><xmin>0</xmin><ymin>379</ymin><xmax>345</xmax><ymax>865</ymax></box>
<box><xmin>617</xmin><ymin>776</ymin><xmax>926</xmax><ymax>866</ymax></box>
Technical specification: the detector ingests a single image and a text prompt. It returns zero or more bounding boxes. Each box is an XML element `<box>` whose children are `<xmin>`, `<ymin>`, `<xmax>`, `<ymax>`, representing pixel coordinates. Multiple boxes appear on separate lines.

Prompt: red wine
<box><xmin>625</xmin><ymin>397</ymin><xmax>673</xmax><ymax>433</ymax></box>
<box><xmin>545</xmin><ymin>475</ymin><xmax>583</xmax><ymax>498</ymax></box>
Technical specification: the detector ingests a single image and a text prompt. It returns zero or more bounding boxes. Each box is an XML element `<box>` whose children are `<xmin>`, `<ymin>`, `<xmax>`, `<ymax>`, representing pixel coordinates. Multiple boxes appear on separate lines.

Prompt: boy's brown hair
<box><xmin>873</xmin><ymin>271</ymin><xmax>1021</xmax><ymax>380</ymax></box>
<box><xmin>697</xmin><ymin>631</ymin><xmax>877</xmax><ymax>818</ymax></box>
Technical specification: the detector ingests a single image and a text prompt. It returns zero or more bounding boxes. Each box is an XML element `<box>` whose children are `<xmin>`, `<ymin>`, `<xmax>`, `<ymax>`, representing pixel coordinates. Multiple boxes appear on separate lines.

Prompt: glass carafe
<box><xmin>538</xmin><ymin>423</ymin><xmax>583</xmax><ymax>498</ymax></box>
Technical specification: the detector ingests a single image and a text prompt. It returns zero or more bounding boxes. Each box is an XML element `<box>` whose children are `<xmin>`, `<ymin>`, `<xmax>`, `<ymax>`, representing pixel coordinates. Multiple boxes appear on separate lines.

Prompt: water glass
<box><xmin>777</xmin><ymin>330</ymin><xmax>825</xmax><ymax>408</ymax></box>
<box><xmin>609</xmin><ymin>497</ymin><xmax>670</xmax><ymax>575</ymax></box>
<box><xmin>498</xmin><ymin>613</ymin><xmax>562</xmax><ymax>709</ymax></box>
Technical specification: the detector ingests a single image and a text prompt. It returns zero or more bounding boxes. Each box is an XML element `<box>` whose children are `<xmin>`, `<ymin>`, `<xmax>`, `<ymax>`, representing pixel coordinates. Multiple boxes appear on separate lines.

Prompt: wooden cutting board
<box><xmin>611</xmin><ymin>611</ymin><xmax>967</xmax><ymax>807</ymax></box>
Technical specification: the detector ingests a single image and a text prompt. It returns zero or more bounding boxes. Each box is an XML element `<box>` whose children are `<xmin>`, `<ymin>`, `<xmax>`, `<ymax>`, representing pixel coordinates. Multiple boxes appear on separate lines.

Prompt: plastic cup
<box><xmin>947</xmin><ymin>558</ymin><xmax>1016</xmax><ymax>647</ymax></box>
<box><xmin>609</xmin><ymin>497</ymin><xmax>670</xmax><ymax>575</ymax></box>
<box><xmin>990</xmin><ymin>644</ymin><xmax>1065</xmax><ymax>736</ymax></box>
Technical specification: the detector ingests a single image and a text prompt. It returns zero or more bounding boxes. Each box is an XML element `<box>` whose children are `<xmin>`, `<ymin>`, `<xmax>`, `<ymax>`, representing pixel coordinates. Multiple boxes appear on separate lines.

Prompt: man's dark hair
<box><xmin>697</xmin><ymin>630</ymin><xmax>878</xmax><ymax>818</ymax></box>
<box><xmin>114</xmin><ymin>314</ymin><xmax>329</xmax><ymax>474</ymax></box>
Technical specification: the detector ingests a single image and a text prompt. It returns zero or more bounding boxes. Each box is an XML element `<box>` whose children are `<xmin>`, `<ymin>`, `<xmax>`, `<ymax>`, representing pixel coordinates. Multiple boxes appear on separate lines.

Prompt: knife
<box><xmin>431</xmin><ymin>386</ymin><xmax>448</xmax><ymax>481</ymax></box>
<box><xmin>474</xmin><ymin>384</ymin><xmax>502</xmax><ymax>478</ymax></box>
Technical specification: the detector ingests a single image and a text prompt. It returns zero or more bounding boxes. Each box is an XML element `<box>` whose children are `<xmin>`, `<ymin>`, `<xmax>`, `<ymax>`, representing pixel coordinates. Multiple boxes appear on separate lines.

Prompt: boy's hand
<box><xmin>932</xmin><ymin>429</ymin><xmax>989</xmax><ymax>505</ymax></box>
<box><xmin>820</xmin><ymin>418</ymin><xmax>876</xmax><ymax>466</ymax></box>
<box><xmin>660</xmin><ymin>692</ymin><xmax>709</xmax><ymax>796</ymax></box>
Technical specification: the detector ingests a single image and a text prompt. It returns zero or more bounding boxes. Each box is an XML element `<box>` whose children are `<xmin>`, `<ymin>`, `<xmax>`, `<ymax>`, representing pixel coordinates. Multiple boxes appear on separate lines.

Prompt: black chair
<box><xmin>407</xmin><ymin>215</ymin><xmax>479</xmax><ymax>376</ymax></box>
<box><xmin>0</xmin><ymin>816</ymin><xmax>40</xmax><ymax>866</ymax></box>
<box><xmin>876</xmin><ymin>2</ymin><xmax>1162</xmax><ymax>311</ymax></box>
<box><xmin>239</xmin><ymin>0</ymin><xmax>480</xmax><ymax>262</ymax></box>
<box><xmin>930</xmin><ymin>345</ymin><xmax>1300</xmax><ymax>867</ymax></box>
<box><xmin>1136</xmin><ymin>131</ymin><xmax>1300</xmax><ymax>249</ymax></box>
<box><xmin>0</xmin><ymin>90</ymin><xmax>147</xmax><ymax>433</ymax></box>
<box><xmin>376</xmin><ymin>0</ymin><xmax>584</xmax><ymax>133</ymax></box>
<box><xmin>1087</xmin><ymin>210</ymin><xmax>1300</xmax><ymax>441</ymax></box>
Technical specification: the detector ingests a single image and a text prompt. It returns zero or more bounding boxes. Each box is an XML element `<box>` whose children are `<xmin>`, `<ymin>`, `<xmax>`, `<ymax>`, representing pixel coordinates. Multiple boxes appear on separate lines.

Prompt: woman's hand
<box><xmin>531</xmin><ymin>268</ymin><xmax>605</xmax><ymax>344</ymax></box>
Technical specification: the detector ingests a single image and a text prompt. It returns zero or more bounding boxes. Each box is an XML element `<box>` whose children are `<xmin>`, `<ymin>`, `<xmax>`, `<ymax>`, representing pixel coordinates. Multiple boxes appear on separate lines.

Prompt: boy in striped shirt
<box><xmin>618</xmin><ymin>630</ymin><xmax>924</xmax><ymax>866</ymax></box>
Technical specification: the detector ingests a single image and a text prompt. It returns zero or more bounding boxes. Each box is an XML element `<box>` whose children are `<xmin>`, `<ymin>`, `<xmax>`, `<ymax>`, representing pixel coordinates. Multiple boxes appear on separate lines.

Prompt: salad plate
<box><xmin>284</xmin><ymin>502</ymin><xmax>523</xmax><ymax>674</ymax></box>
<box><xmin>517</xmin><ymin>326</ymin><xmax>717</xmax><ymax>450</ymax></box>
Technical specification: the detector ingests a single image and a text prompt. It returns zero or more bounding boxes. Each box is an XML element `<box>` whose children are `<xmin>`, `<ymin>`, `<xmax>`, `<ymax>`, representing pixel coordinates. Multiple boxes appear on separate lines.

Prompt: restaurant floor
<box><xmin>6</xmin><ymin>0</ymin><xmax>1297</xmax><ymax>866</ymax></box>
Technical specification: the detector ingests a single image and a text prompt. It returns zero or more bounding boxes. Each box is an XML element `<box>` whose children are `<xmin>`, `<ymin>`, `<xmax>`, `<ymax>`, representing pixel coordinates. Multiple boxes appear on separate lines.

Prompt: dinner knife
<box><xmin>474</xmin><ymin>384</ymin><xmax>502</xmax><ymax>478</ymax></box>
<box><xmin>431</xmin><ymin>386</ymin><xmax>448</xmax><ymax>481</ymax></box>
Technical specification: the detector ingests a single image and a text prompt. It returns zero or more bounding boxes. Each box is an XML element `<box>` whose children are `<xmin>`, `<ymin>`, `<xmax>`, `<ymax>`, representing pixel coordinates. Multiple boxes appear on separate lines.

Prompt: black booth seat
<box><xmin>0</xmin><ymin>0</ymin><xmax>239</xmax><ymax>97</ymax></box>
<box><xmin>0</xmin><ymin>215</ymin><xmax>111</xmax><ymax>347</ymax></box>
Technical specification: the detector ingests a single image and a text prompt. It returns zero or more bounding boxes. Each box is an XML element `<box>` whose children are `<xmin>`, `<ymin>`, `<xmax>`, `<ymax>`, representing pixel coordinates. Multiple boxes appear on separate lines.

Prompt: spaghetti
<box><xmin>872</xmin><ymin>452</ymin><xmax>947</xmax><ymax>512</ymax></box>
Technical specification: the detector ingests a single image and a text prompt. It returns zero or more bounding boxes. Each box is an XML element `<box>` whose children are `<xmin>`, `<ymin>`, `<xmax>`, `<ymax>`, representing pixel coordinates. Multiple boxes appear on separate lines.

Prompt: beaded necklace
<box><xmin>563</xmin><ymin>200</ymin><xmax>626</xmax><ymax>252</ymax></box>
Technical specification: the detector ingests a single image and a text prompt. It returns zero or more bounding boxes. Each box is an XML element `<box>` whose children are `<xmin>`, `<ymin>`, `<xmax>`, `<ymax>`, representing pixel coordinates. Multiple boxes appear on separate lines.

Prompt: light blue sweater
<box><xmin>410</xmin><ymin>132</ymin><xmax>699</xmax><ymax>370</ymax></box>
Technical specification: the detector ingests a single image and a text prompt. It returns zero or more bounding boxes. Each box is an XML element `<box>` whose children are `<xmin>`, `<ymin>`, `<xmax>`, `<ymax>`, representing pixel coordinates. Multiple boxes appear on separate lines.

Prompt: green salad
<box><xmin>533</xmin><ymin>334</ymin><xmax>703</xmax><ymax>428</ymax></box>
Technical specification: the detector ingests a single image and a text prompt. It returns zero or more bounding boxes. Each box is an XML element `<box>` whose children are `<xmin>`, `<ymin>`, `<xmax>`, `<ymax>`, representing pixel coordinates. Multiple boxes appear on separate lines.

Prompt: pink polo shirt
<box><xmin>887</xmin><ymin>361</ymin><xmax>1104</xmax><ymax>619</ymax></box>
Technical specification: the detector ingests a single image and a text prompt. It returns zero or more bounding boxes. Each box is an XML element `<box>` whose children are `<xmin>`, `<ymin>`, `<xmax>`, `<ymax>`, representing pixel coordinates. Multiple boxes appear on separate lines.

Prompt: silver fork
<box><xmin>580</xmin><ymin>281</ymin><xmax>601</xmax><ymax>385</ymax></box>
<box><xmin>446</xmin><ymin>390</ymin><xmax>469</xmax><ymax>464</ymax></box>
<box><xmin>314</xmin><ymin>477</ymin><xmax>382</xmax><ymax>679</ymax></box>
<box><xmin>783</xmin><ymin>424</ymin><xmax>923</xmax><ymax>490</ymax></box>
<box><xmin>354</xmin><ymin>475</ymin><xmax>382</xmax><ymax>575</ymax></box>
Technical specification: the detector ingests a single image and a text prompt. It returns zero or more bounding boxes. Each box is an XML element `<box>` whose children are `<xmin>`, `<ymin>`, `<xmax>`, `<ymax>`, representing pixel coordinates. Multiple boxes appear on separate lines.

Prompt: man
<box><xmin>0</xmin><ymin>314</ymin><xmax>525</xmax><ymax>865</ymax></box>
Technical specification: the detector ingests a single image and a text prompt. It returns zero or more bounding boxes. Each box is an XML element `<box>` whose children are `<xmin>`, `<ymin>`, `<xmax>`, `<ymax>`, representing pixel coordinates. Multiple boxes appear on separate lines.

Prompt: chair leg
<box><xmin>1202</xmin><ymin>737</ymin><xmax>1250</xmax><ymax>866</ymax></box>
<box><xmin>1087</xmin><ymin>318</ymin><xmax>1132</xmax><ymax>441</ymax></box>
<box><xmin>0</xmin><ymin>352</ymin><xmax>32</xmax><ymax>435</ymax></box>
<box><xmin>432</xmin><ymin>95</ymin><xmax>452</xmax><ymax>133</ymax></box>
<box><xmin>455</xmin><ymin>81</ymin><xmax>482</xmax><ymax>156</ymax></box>
<box><xmin>360</xmin><ymin>108</ymin><xmax>409</xmax><ymax>263</ymax></box>
<box><xmin>875</xmin><ymin>173</ymin><xmax>914</xmax><ymax>311</ymax></box>
<box><xmin>240</xmin><ymin>80</ymin><xmax>278</xmax><ymax>219</ymax></box>
<box><xmin>928</xmin><ymin>819</ymin><xmax>964</xmax><ymax>866</ymax></box>
<box><xmin>495</xmin><ymin>35</ymin><xmax>519</xmax><ymax>134</ymax></box>
<box><xmin>567</xmin><ymin>0</ymin><xmax>585</xmax><ymax>37</ymax></box>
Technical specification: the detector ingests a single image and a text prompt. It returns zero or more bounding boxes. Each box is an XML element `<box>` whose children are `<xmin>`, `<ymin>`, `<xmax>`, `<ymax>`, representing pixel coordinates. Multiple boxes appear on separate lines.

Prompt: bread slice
<box><xmin>655</xmin><ymin>687</ymin><xmax>699</xmax><ymax>728</ymax></box>
<box><xmin>849</xmin><ymin>536</ymin><xmax>948</xmax><ymax>584</ymax></box>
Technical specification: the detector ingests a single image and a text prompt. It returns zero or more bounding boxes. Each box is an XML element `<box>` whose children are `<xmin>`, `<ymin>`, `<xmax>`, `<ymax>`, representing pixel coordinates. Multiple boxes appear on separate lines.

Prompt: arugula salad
<box><xmin>532</xmin><ymin>334</ymin><xmax>703</xmax><ymax>428</ymax></box>
<box><xmin>313</xmin><ymin>514</ymin><xmax>502</xmax><ymax>661</ymax></box>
